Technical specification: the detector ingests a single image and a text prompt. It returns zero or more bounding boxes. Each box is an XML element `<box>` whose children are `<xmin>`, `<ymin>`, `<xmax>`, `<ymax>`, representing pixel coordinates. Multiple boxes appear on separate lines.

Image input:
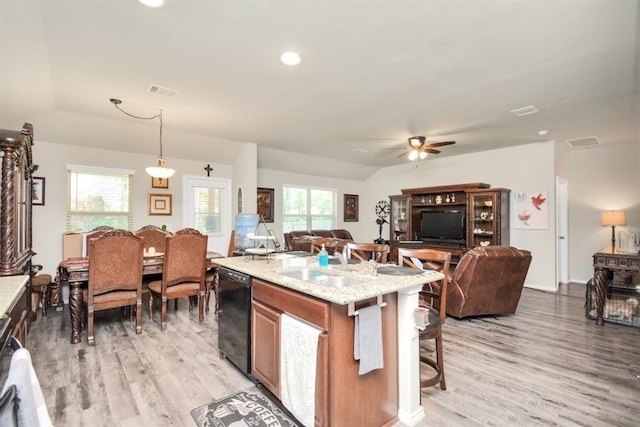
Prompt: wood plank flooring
<box><xmin>26</xmin><ymin>284</ymin><xmax>640</xmax><ymax>427</ymax></box>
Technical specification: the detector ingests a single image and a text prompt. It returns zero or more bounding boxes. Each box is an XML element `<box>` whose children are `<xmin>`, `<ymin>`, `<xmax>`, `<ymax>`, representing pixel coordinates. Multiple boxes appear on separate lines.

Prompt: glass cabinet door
<box><xmin>468</xmin><ymin>192</ymin><xmax>498</xmax><ymax>248</ymax></box>
<box><xmin>390</xmin><ymin>195</ymin><xmax>411</xmax><ymax>241</ymax></box>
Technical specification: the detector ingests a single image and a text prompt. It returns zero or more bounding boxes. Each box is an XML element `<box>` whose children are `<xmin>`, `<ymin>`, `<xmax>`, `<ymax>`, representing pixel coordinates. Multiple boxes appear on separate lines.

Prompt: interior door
<box><xmin>556</xmin><ymin>176</ymin><xmax>569</xmax><ymax>286</ymax></box>
<box><xmin>183</xmin><ymin>175</ymin><xmax>231</xmax><ymax>255</ymax></box>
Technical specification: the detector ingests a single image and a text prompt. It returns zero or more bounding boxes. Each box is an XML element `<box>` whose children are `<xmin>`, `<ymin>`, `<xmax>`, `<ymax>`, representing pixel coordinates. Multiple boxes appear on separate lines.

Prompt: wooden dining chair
<box><xmin>84</xmin><ymin>229</ymin><xmax>144</xmax><ymax>345</ymax></box>
<box><xmin>347</xmin><ymin>242</ymin><xmax>389</xmax><ymax>263</ymax></box>
<box><xmin>85</xmin><ymin>225</ymin><xmax>115</xmax><ymax>258</ymax></box>
<box><xmin>311</xmin><ymin>238</ymin><xmax>339</xmax><ymax>255</ymax></box>
<box><xmin>148</xmin><ymin>228</ymin><xmax>208</xmax><ymax>331</ymax></box>
<box><xmin>135</xmin><ymin>224</ymin><xmax>169</xmax><ymax>254</ymax></box>
<box><xmin>397</xmin><ymin>247</ymin><xmax>451</xmax><ymax>390</ymax></box>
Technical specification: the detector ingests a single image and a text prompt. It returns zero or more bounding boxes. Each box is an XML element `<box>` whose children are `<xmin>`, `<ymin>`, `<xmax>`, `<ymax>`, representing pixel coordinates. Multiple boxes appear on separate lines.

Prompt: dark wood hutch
<box><xmin>0</xmin><ymin>123</ymin><xmax>36</xmax><ymax>346</ymax></box>
<box><xmin>389</xmin><ymin>182</ymin><xmax>510</xmax><ymax>263</ymax></box>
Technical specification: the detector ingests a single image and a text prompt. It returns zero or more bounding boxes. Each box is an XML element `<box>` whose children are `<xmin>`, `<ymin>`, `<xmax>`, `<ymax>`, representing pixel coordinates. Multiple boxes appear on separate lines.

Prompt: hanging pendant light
<box><xmin>110</xmin><ymin>98</ymin><xmax>176</xmax><ymax>178</ymax></box>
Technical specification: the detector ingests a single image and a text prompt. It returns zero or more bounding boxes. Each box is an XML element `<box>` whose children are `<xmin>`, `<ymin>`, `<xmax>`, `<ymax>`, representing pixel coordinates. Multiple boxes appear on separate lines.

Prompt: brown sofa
<box><xmin>284</xmin><ymin>229</ymin><xmax>354</xmax><ymax>253</ymax></box>
<box><xmin>446</xmin><ymin>246</ymin><xmax>532</xmax><ymax>318</ymax></box>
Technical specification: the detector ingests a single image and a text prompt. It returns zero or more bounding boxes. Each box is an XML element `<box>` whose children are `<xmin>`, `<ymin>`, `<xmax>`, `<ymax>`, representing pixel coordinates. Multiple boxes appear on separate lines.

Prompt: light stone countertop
<box><xmin>214</xmin><ymin>254</ymin><xmax>444</xmax><ymax>305</ymax></box>
<box><xmin>0</xmin><ymin>275</ymin><xmax>29</xmax><ymax>316</ymax></box>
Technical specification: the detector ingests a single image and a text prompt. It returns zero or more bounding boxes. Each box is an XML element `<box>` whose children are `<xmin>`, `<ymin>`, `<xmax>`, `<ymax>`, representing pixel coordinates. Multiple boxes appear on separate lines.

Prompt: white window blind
<box><xmin>283</xmin><ymin>186</ymin><xmax>336</xmax><ymax>232</ymax></box>
<box><xmin>66</xmin><ymin>166</ymin><xmax>134</xmax><ymax>232</ymax></box>
<box><xmin>192</xmin><ymin>186</ymin><xmax>224</xmax><ymax>235</ymax></box>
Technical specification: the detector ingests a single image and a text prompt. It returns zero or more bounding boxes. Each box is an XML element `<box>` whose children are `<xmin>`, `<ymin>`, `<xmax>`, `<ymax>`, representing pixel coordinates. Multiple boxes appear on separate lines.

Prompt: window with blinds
<box><xmin>192</xmin><ymin>186</ymin><xmax>224</xmax><ymax>235</ymax></box>
<box><xmin>283</xmin><ymin>186</ymin><xmax>336</xmax><ymax>232</ymax></box>
<box><xmin>66</xmin><ymin>165</ymin><xmax>134</xmax><ymax>232</ymax></box>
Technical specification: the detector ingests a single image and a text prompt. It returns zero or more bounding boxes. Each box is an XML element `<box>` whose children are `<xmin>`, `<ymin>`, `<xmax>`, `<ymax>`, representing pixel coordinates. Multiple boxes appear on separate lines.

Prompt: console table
<box><xmin>592</xmin><ymin>247</ymin><xmax>640</xmax><ymax>325</ymax></box>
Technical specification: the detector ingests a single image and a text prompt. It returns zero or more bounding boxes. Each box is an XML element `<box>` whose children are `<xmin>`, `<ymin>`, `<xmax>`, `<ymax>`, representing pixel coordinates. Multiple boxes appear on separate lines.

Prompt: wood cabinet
<box><xmin>0</xmin><ymin>123</ymin><xmax>35</xmax><ymax>342</ymax></box>
<box><xmin>251</xmin><ymin>278</ymin><xmax>397</xmax><ymax>427</ymax></box>
<box><xmin>389</xmin><ymin>183</ymin><xmax>509</xmax><ymax>262</ymax></box>
<box><xmin>252</xmin><ymin>300</ymin><xmax>280</xmax><ymax>395</ymax></box>
<box><xmin>0</xmin><ymin>123</ymin><xmax>35</xmax><ymax>277</ymax></box>
<box><xmin>390</xmin><ymin>195</ymin><xmax>411</xmax><ymax>241</ymax></box>
<box><xmin>467</xmin><ymin>189</ymin><xmax>510</xmax><ymax>249</ymax></box>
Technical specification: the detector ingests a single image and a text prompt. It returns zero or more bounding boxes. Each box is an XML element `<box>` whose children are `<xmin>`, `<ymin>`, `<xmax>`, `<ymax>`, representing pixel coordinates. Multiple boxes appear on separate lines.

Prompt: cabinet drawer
<box><xmin>253</xmin><ymin>279</ymin><xmax>329</xmax><ymax>330</ymax></box>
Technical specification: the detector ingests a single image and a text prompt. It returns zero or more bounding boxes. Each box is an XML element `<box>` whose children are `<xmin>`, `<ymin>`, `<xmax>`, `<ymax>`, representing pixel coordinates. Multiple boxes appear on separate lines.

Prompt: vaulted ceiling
<box><xmin>1</xmin><ymin>0</ymin><xmax>638</xmax><ymax>178</ymax></box>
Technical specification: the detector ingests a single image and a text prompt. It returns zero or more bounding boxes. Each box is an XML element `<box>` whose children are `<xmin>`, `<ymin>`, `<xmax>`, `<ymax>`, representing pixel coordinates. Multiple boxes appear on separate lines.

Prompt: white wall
<box><xmin>365</xmin><ymin>141</ymin><xmax>558</xmax><ymax>291</ymax></box>
<box><xmin>32</xmin><ymin>140</ymin><xmax>232</xmax><ymax>276</ymax></box>
<box><xmin>31</xmin><ymin>135</ymin><xmax>640</xmax><ymax>295</ymax></box>
<box><xmin>257</xmin><ymin>168</ymin><xmax>368</xmax><ymax>245</ymax></box>
<box><xmin>567</xmin><ymin>141</ymin><xmax>640</xmax><ymax>282</ymax></box>
<box><xmin>258</xmin><ymin>142</ymin><xmax>558</xmax><ymax>291</ymax></box>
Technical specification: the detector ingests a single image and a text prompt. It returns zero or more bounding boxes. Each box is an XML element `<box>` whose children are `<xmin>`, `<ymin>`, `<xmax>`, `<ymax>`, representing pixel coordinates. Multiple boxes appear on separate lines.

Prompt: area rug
<box><xmin>191</xmin><ymin>388</ymin><xmax>300</xmax><ymax>427</ymax></box>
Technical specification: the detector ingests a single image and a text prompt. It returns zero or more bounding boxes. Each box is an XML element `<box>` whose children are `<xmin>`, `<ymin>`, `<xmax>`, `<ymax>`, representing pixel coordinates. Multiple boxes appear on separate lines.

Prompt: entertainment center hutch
<box><xmin>389</xmin><ymin>182</ymin><xmax>510</xmax><ymax>263</ymax></box>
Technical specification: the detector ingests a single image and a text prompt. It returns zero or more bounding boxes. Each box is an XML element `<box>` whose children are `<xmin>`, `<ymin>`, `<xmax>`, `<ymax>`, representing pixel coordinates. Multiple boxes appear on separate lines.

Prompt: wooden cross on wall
<box><xmin>204</xmin><ymin>164</ymin><xmax>213</xmax><ymax>177</ymax></box>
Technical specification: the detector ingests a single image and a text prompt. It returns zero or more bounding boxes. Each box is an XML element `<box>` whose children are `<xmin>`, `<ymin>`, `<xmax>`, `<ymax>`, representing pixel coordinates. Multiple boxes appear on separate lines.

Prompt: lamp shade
<box><xmin>601</xmin><ymin>210</ymin><xmax>626</xmax><ymax>226</ymax></box>
<box><xmin>146</xmin><ymin>157</ymin><xmax>175</xmax><ymax>179</ymax></box>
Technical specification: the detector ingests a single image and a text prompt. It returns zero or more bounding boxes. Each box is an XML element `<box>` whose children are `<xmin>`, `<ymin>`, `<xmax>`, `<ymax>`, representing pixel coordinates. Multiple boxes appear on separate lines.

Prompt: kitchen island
<box><xmin>214</xmin><ymin>254</ymin><xmax>443</xmax><ymax>427</ymax></box>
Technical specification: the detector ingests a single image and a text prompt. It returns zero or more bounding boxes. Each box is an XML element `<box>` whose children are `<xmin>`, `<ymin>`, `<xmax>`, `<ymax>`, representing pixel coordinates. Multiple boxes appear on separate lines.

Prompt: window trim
<box><xmin>66</xmin><ymin>164</ymin><xmax>135</xmax><ymax>232</ymax></box>
<box><xmin>282</xmin><ymin>185</ymin><xmax>337</xmax><ymax>232</ymax></box>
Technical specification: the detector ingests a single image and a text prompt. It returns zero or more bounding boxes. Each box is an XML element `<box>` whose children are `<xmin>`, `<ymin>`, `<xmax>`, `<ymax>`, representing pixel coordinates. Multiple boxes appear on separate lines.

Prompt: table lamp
<box><xmin>601</xmin><ymin>210</ymin><xmax>626</xmax><ymax>250</ymax></box>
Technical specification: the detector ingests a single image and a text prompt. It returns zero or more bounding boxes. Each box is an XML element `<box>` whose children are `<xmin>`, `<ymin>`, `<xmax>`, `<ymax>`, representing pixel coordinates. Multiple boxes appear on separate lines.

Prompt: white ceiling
<box><xmin>1</xmin><ymin>0</ymin><xmax>638</xmax><ymax>178</ymax></box>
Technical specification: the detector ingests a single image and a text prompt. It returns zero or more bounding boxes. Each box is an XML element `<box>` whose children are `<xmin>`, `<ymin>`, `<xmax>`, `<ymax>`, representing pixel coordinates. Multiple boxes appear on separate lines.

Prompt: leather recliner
<box><xmin>284</xmin><ymin>229</ymin><xmax>354</xmax><ymax>253</ymax></box>
<box><xmin>446</xmin><ymin>246</ymin><xmax>532</xmax><ymax>318</ymax></box>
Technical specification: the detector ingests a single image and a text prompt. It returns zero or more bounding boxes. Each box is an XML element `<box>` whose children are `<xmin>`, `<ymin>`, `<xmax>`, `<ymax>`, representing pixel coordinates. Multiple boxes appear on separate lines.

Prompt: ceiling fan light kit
<box><xmin>405</xmin><ymin>136</ymin><xmax>455</xmax><ymax>161</ymax></box>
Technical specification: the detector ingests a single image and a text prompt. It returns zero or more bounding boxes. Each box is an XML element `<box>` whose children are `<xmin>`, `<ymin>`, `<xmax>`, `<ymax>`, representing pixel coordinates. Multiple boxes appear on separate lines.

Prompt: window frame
<box><xmin>66</xmin><ymin>164</ymin><xmax>135</xmax><ymax>232</ymax></box>
<box><xmin>282</xmin><ymin>185</ymin><xmax>337</xmax><ymax>232</ymax></box>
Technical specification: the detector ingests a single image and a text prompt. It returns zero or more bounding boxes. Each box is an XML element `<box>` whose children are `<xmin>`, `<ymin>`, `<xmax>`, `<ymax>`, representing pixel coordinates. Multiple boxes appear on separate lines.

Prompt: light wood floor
<box><xmin>26</xmin><ymin>284</ymin><xmax>640</xmax><ymax>427</ymax></box>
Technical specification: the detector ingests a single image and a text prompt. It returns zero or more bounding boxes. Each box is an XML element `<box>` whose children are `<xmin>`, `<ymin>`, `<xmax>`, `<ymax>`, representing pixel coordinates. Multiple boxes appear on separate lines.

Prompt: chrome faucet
<box><xmin>337</xmin><ymin>245</ymin><xmax>349</xmax><ymax>270</ymax></box>
<box><xmin>371</xmin><ymin>259</ymin><xmax>378</xmax><ymax>277</ymax></box>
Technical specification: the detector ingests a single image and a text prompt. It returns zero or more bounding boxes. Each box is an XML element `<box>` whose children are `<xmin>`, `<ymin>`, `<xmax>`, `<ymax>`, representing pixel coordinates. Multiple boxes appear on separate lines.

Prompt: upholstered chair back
<box><xmin>135</xmin><ymin>225</ymin><xmax>169</xmax><ymax>253</ymax></box>
<box><xmin>89</xmin><ymin>229</ymin><xmax>144</xmax><ymax>296</ymax></box>
<box><xmin>162</xmin><ymin>228</ymin><xmax>208</xmax><ymax>288</ymax></box>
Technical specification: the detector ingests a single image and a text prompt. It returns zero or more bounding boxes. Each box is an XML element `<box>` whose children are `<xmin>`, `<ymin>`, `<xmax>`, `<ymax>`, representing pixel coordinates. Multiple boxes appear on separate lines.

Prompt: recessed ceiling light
<box><xmin>280</xmin><ymin>51</ymin><xmax>301</xmax><ymax>66</ymax></box>
<box><xmin>139</xmin><ymin>0</ymin><xmax>164</xmax><ymax>8</ymax></box>
<box><xmin>538</xmin><ymin>130</ymin><xmax>549</xmax><ymax>136</ymax></box>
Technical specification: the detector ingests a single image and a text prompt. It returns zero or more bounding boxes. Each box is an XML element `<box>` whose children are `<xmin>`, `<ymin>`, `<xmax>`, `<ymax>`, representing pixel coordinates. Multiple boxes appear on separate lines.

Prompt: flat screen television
<box><xmin>420</xmin><ymin>210</ymin><xmax>466</xmax><ymax>243</ymax></box>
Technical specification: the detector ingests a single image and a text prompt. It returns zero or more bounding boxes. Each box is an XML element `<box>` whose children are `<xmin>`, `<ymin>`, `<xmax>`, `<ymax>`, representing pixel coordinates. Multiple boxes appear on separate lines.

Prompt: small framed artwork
<box><xmin>151</xmin><ymin>177</ymin><xmax>169</xmax><ymax>189</ymax></box>
<box><xmin>344</xmin><ymin>194</ymin><xmax>359</xmax><ymax>222</ymax></box>
<box><xmin>32</xmin><ymin>177</ymin><xmax>45</xmax><ymax>206</ymax></box>
<box><xmin>148</xmin><ymin>193</ymin><xmax>172</xmax><ymax>216</ymax></box>
<box><xmin>257</xmin><ymin>187</ymin><xmax>274</xmax><ymax>223</ymax></box>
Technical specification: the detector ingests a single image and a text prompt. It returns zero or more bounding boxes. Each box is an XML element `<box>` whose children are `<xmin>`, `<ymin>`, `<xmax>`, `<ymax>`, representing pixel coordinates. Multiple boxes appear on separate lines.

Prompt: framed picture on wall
<box><xmin>257</xmin><ymin>187</ymin><xmax>274</xmax><ymax>222</ymax></box>
<box><xmin>32</xmin><ymin>177</ymin><xmax>45</xmax><ymax>206</ymax></box>
<box><xmin>344</xmin><ymin>194</ymin><xmax>358</xmax><ymax>222</ymax></box>
<box><xmin>151</xmin><ymin>176</ymin><xmax>169</xmax><ymax>189</ymax></box>
<box><xmin>148</xmin><ymin>193</ymin><xmax>172</xmax><ymax>215</ymax></box>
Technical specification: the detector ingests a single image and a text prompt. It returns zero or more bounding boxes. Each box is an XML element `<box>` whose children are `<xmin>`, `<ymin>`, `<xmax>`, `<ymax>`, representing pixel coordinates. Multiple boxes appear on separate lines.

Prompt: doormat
<box><xmin>191</xmin><ymin>388</ymin><xmax>300</xmax><ymax>427</ymax></box>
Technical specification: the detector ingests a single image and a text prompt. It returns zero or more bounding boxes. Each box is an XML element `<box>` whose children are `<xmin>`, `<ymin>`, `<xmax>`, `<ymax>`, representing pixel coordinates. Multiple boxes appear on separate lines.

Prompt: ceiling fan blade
<box><xmin>422</xmin><ymin>148</ymin><xmax>441</xmax><ymax>154</ymax></box>
<box><xmin>426</xmin><ymin>140</ymin><xmax>456</xmax><ymax>148</ymax></box>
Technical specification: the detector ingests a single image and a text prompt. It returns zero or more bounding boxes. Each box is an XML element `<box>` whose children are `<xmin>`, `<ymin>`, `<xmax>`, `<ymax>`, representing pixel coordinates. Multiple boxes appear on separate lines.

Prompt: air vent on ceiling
<box><xmin>510</xmin><ymin>105</ymin><xmax>539</xmax><ymax>117</ymax></box>
<box><xmin>566</xmin><ymin>136</ymin><xmax>600</xmax><ymax>148</ymax></box>
<box><xmin>148</xmin><ymin>84</ymin><xmax>178</xmax><ymax>97</ymax></box>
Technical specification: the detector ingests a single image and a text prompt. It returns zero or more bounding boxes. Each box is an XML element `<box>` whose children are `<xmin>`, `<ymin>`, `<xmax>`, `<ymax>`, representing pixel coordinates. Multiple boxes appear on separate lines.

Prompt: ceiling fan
<box><xmin>402</xmin><ymin>136</ymin><xmax>456</xmax><ymax>161</ymax></box>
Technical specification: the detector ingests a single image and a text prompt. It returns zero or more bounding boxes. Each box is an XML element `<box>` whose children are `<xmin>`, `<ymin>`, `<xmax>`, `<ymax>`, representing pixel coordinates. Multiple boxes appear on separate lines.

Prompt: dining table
<box><xmin>57</xmin><ymin>251</ymin><xmax>223</xmax><ymax>344</ymax></box>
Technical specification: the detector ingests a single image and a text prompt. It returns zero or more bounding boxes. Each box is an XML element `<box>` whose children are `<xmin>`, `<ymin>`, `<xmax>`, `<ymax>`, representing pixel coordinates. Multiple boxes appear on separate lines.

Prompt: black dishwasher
<box><xmin>217</xmin><ymin>266</ymin><xmax>254</xmax><ymax>379</ymax></box>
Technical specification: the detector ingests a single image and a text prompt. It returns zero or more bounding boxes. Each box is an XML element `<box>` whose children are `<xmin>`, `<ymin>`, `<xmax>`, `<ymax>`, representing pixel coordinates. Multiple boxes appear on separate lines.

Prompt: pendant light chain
<box><xmin>112</xmin><ymin>101</ymin><xmax>164</xmax><ymax>157</ymax></box>
<box><xmin>110</xmin><ymin>97</ymin><xmax>175</xmax><ymax>178</ymax></box>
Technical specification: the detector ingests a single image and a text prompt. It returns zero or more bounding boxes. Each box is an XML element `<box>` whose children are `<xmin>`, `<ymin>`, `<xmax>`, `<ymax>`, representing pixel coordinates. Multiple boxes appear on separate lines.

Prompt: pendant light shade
<box><xmin>109</xmin><ymin>98</ymin><xmax>176</xmax><ymax>178</ymax></box>
<box><xmin>146</xmin><ymin>157</ymin><xmax>175</xmax><ymax>178</ymax></box>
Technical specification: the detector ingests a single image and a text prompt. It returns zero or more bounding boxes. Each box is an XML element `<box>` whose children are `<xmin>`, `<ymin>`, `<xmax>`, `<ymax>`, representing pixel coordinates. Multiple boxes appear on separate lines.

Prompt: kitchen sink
<box><xmin>276</xmin><ymin>268</ymin><xmax>364</xmax><ymax>287</ymax></box>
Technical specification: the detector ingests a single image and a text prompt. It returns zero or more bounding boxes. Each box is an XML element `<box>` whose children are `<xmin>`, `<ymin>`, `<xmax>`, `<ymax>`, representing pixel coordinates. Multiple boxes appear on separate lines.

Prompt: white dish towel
<box><xmin>1</xmin><ymin>347</ymin><xmax>53</xmax><ymax>427</ymax></box>
<box><xmin>354</xmin><ymin>304</ymin><xmax>384</xmax><ymax>375</ymax></box>
<box><xmin>280</xmin><ymin>313</ymin><xmax>321</xmax><ymax>427</ymax></box>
